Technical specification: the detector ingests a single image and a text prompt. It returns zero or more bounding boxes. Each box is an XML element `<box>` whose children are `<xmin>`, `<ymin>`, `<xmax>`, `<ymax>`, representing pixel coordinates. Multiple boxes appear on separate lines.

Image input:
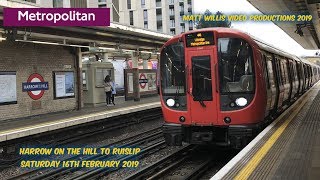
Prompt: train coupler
<box><xmin>190</xmin><ymin>132</ymin><xmax>213</xmax><ymax>144</ymax></box>
<box><xmin>162</xmin><ymin>123</ymin><xmax>182</xmax><ymax>146</ymax></box>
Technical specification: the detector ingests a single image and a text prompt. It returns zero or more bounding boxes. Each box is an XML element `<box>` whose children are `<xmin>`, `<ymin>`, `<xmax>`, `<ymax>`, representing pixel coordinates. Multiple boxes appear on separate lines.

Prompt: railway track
<box><xmin>124</xmin><ymin>145</ymin><xmax>216</xmax><ymax>180</ymax></box>
<box><xmin>71</xmin><ymin>140</ymin><xmax>166</xmax><ymax>180</ymax></box>
<box><xmin>124</xmin><ymin>144</ymin><xmax>197</xmax><ymax>180</ymax></box>
<box><xmin>125</xmin><ymin>146</ymin><xmax>238</xmax><ymax>180</ymax></box>
<box><xmin>9</xmin><ymin>127</ymin><xmax>164</xmax><ymax>180</ymax></box>
<box><xmin>0</xmin><ymin>108</ymin><xmax>162</xmax><ymax>168</ymax></box>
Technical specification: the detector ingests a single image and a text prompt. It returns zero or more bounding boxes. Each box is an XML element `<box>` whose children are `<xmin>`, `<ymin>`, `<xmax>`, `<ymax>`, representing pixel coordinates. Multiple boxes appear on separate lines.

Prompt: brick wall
<box><xmin>0</xmin><ymin>41</ymin><xmax>78</xmax><ymax>121</ymax></box>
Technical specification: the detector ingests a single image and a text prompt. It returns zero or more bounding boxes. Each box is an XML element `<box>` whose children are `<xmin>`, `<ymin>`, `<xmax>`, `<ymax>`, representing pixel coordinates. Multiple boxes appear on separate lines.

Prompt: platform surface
<box><xmin>213</xmin><ymin>83</ymin><xmax>320</xmax><ymax>180</ymax></box>
<box><xmin>0</xmin><ymin>96</ymin><xmax>160</xmax><ymax>142</ymax></box>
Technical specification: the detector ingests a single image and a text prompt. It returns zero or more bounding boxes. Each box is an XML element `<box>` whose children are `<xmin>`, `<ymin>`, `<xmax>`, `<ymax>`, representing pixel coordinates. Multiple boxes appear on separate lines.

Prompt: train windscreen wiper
<box><xmin>197</xmin><ymin>90</ymin><xmax>207</xmax><ymax>108</ymax></box>
<box><xmin>199</xmin><ymin>99</ymin><xmax>206</xmax><ymax>108</ymax></box>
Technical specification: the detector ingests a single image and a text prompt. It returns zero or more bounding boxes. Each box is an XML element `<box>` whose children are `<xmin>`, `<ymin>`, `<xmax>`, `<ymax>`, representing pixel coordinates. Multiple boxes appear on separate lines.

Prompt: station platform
<box><xmin>0</xmin><ymin>96</ymin><xmax>160</xmax><ymax>143</ymax></box>
<box><xmin>213</xmin><ymin>83</ymin><xmax>320</xmax><ymax>180</ymax></box>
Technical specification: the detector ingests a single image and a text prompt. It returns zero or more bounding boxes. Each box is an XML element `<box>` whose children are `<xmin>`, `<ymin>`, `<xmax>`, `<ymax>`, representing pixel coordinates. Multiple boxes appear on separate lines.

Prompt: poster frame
<box><xmin>53</xmin><ymin>71</ymin><xmax>75</xmax><ymax>100</ymax></box>
<box><xmin>0</xmin><ymin>71</ymin><xmax>17</xmax><ymax>106</ymax></box>
<box><xmin>124</xmin><ymin>69</ymin><xmax>158</xmax><ymax>101</ymax></box>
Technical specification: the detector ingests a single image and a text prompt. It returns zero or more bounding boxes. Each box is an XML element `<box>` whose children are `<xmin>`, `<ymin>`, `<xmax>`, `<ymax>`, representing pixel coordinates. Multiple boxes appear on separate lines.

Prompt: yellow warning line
<box><xmin>234</xmin><ymin>93</ymin><xmax>311</xmax><ymax>180</ymax></box>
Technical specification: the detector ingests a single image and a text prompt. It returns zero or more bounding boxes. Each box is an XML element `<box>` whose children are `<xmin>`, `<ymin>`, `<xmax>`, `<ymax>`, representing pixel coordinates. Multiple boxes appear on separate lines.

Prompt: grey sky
<box><xmin>194</xmin><ymin>0</ymin><xmax>317</xmax><ymax>56</ymax></box>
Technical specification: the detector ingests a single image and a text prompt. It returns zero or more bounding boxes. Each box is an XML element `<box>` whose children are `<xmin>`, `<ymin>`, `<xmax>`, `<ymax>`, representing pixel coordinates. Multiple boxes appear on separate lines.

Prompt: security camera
<box><xmin>295</xmin><ymin>24</ymin><xmax>307</xmax><ymax>37</ymax></box>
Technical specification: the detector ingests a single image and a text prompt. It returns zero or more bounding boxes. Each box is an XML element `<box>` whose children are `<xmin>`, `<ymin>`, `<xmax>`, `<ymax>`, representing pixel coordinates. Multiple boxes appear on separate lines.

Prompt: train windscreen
<box><xmin>218</xmin><ymin>38</ymin><xmax>255</xmax><ymax>93</ymax></box>
<box><xmin>160</xmin><ymin>42</ymin><xmax>186</xmax><ymax>95</ymax></box>
<box><xmin>192</xmin><ymin>56</ymin><xmax>213</xmax><ymax>101</ymax></box>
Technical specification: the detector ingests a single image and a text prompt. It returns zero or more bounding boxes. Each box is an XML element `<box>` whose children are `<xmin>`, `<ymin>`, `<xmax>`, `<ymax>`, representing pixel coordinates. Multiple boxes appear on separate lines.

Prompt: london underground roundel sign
<box><xmin>139</xmin><ymin>73</ymin><xmax>148</xmax><ymax>89</ymax></box>
<box><xmin>22</xmin><ymin>73</ymin><xmax>49</xmax><ymax>100</ymax></box>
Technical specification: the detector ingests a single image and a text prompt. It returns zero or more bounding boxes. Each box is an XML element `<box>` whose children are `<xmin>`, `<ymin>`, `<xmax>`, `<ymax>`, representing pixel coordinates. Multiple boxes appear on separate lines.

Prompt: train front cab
<box><xmin>161</xmin><ymin>30</ymin><xmax>265</xmax><ymax>148</ymax></box>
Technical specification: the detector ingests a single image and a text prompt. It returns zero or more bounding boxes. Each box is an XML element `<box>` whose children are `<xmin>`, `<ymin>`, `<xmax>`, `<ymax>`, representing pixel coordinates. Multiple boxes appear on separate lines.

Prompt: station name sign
<box><xmin>22</xmin><ymin>82</ymin><xmax>49</xmax><ymax>92</ymax></box>
<box><xmin>3</xmin><ymin>8</ymin><xmax>110</xmax><ymax>27</ymax></box>
<box><xmin>185</xmin><ymin>32</ymin><xmax>214</xmax><ymax>47</ymax></box>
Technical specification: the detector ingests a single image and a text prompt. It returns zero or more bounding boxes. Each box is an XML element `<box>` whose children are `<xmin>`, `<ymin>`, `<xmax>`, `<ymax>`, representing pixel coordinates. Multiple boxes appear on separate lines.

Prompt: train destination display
<box><xmin>186</xmin><ymin>32</ymin><xmax>214</xmax><ymax>47</ymax></box>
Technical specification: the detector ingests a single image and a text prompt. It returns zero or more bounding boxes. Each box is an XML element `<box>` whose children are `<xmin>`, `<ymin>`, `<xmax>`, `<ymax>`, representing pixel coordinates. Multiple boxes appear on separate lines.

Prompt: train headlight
<box><xmin>166</xmin><ymin>98</ymin><xmax>175</xmax><ymax>107</ymax></box>
<box><xmin>235</xmin><ymin>97</ymin><xmax>248</xmax><ymax>107</ymax></box>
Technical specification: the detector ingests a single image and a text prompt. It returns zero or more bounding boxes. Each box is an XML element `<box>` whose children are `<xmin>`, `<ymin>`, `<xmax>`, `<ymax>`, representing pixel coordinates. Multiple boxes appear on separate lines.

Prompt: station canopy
<box><xmin>248</xmin><ymin>0</ymin><xmax>320</xmax><ymax>50</ymax></box>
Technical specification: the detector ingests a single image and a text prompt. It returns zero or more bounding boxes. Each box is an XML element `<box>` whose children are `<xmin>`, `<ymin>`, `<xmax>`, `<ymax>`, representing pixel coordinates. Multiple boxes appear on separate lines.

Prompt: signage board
<box><xmin>186</xmin><ymin>31</ymin><xmax>214</xmax><ymax>47</ymax></box>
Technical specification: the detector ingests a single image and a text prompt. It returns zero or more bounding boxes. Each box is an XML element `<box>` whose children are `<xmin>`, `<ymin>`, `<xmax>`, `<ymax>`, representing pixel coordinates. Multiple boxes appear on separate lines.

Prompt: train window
<box><xmin>266</xmin><ymin>55</ymin><xmax>276</xmax><ymax>88</ymax></box>
<box><xmin>191</xmin><ymin>56</ymin><xmax>213</xmax><ymax>101</ymax></box>
<box><xmin>300</xmin><ymin>63</ymin><xmax>305</xmax><ymax>84</ymax></box>
<box><xmin>218</xmin><ymin>38</ymin><xmax>254</xmax><ymax>93</ymax></box>
<box><xmin>292</xmin><ymin>61</ymin><xmax>298</xmax><ymax>82</ymax></box>
<box><xmin>304</xmin><ymin>65</ymin><xmax>308</xmax><ymax>83</ymax></box>
<box><xmin>280</xmin><ymin>60</ymin><xmax>285</xmax><ymax>84</ymax></box>
<box><xmin>278</xmin><ymin>59</ymin><xmax>285</xmax><ymax>85</ymax></box>
<box><xmin>262</xmin><ymin>54</ymin><xmax>270</xmax><ymax>89</ymax></box>
<box><xmin>287</xmin><ymin>60</ymin><xmax>293</xmax><ymax>83</ymax></box>
<box><xmin>160</xmin><ymin>42</ymin><xmax>186</xmax><ymax>95</ymax></box>
<box><xmin>281</xmin><ymin>59</ymin><xmax>288</xmax><ymax>84</ymax></box>
<box><xmin>275</xmin><ymin>58</ymin><xmax>283</xmax><ymax>85</ymax></box>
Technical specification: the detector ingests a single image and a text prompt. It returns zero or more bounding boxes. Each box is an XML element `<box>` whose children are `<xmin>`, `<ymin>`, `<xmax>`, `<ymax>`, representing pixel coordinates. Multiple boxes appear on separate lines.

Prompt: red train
<box><xmin>159</xmin><ymin>28</ymin><xmax>320</xmax><ymax>148</ymax></box>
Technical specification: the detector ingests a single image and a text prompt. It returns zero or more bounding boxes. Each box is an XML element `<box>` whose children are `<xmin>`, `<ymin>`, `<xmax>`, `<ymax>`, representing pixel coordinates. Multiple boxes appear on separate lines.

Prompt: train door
<box><xmin>186</xmin><ymin>49</ymin><xmax>218</xmax><ymax>125</ymax></box>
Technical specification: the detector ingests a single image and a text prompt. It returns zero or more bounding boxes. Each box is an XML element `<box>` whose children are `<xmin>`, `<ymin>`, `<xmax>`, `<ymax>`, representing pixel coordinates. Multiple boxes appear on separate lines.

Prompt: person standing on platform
<box><xmin>111</xmin><ymin>79</ymin><xmax>117</xmax><ymax>105</ymax></box>
<box><xmin>104</xmin><ymin>75</ymin><xmax>112</xmax><ymax>106</ymax></box>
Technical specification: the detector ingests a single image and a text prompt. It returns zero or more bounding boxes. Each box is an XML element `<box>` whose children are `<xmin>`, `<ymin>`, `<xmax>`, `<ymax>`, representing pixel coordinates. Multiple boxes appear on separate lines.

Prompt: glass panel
<box><xmin>141</xmin><ymin>0</ymin><xmax>146</xmax><ymax>8</ymax></box>
<box><xmin>96</xmin><ymin>69</ymin><xmax>111</xmax><ymax>87</ymax></box>
<box><xmin>82</xmin><ymin>71</ymin><xmax>87</xmax><ymax>90</ymax></box>
<box><xmin>129</xmin><ymin>11</ymin><xmax>134</xmax><ymax>25</ymax></box>
<box><xmin>218</xmin><ymin>38</ymin><xmax>255</xmax><ymax>93</ymax></box>
<box><xmin>276</xmin><ymin>59</ymin><xmax>283</xmax><ymax>85</ymax></box>
<box><xmin>262</xmin><ymin>54</ymin><xmax>270</xmax><ymax>89</ymax></box>
<box><xmin>293</xmin><ymin>61</ymin><xmax>298</xmax><ymax>82</ymax></box>
<box><xmin>160</xmin><ymin>42</ymin><xmax>185</xmax><ymax>95</ymax></box>
<box><xmin>53</xmin><ymin>0</ymin><xmax>63</xmax><ymax>7</ymax></box>
<box><xmin>267</xmin><ymin>57</ymin><xmax>276</xmax><ymax>88</ymax></box>
<box><xmin>127</xmin><ymin>0</ymin><xmax>131</xmax><ymax>9</ymax></box>
<box><xmin>281</xmin><ymin>60</ymin><xmax>288</xmax><ymax>84</ymax></box>
<box><xmin>192</xmin><ymin>56</ymin><xmax>212</xmax><ymax>101</ymax></box>
<box><xmin>23</xmin><ymin>0</ymin><xmax>36</xmax><ymax>3</ymax></box>
<box><xmin>143</xmin><ymin>10</ymin><xmax>148</xmax><ymax>21</ymax></box>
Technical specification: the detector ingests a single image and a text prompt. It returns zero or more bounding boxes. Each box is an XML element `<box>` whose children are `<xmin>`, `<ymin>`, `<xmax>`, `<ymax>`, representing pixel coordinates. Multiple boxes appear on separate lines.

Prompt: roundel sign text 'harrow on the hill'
<box><xmin>22</xmin><ymin>73</ymin><xmax>49</xmax><ymax>100</ymax></box>
<box><xmin>139</xmin><ymin>73</ymin><xmax>148</xmax><ymax>89</ymax></box>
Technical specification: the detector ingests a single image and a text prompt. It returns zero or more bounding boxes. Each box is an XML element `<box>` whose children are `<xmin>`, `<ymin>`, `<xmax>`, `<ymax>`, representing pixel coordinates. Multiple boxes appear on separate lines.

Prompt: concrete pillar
<box><xmin>102</xmin><ymin>53</ymin><xmax>109</xmax><ymax>62</ymax></box>
<box><xmin>125</xmin><ymin>58</ymin><xmax>131</xmax><ymax>69</ymax></box>
<box><xmin>132</xmin><ymin>51</ymin><xmax>140</xmax><ymax>101</ymax></box>
<box><xmin>143</xmin><ymin>59</ymin><xmax>148</xmax><ymax>69</ymax></box>
<box><xmin>140</xmin><ymin>52</ymin><xmax>151</xmax><ymax>69</ymax></box>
